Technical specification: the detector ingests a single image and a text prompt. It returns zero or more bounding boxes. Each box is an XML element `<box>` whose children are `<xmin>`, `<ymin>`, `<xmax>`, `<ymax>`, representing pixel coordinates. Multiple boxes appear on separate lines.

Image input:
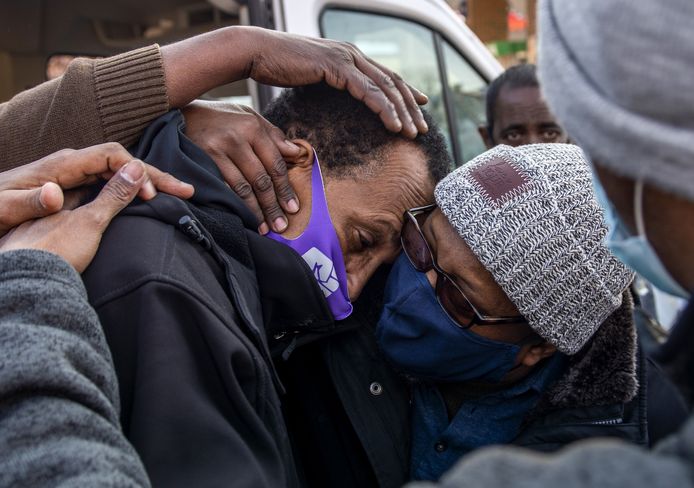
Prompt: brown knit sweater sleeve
<box><xmin>0</xmin><ymin>45</ymin><xmax>169</xmax><ymax>172</ymax></box>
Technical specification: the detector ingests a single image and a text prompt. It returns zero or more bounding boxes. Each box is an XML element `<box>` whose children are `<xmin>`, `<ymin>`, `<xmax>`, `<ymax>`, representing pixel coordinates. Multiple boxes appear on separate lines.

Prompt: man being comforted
<box><xmin>81</xmin><ymin>84</ymin><xmax>451</xmax><ymax>487</ymax></box>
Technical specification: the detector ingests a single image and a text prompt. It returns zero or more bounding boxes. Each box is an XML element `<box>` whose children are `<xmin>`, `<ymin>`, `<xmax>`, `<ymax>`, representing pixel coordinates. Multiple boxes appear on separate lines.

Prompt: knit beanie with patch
<box><xmin>434</xmin><ymin>143</ymin><xmax>634</xmax><ymax>354</ymax></box>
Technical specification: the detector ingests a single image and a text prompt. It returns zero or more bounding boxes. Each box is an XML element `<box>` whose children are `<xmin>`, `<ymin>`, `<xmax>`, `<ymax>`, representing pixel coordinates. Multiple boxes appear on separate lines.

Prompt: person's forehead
<box><xmin>343</xmin><ymin>144</ymin><xmax>434</xmax><ymax>229</ymax></box>
<box><xmin>382</xmin><ymin>144</ymin><xmax>434</xmax><ymax>202</ymax></box>
<box><xmin>495</xmin><ymin>85</ymin><xmax>557</xmax><ymax>125</ymax></box>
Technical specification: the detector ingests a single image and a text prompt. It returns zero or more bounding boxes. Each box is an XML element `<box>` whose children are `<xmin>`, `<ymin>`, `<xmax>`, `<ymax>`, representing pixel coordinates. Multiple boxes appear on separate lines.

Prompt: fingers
<box><xmin>352</xmin><ymin>55</ymin><xmax>418</xmax><ymax>138</ymax></box>
<box><xmin>409</xmin><ymin>84</ymin><xmax>429</xmax><ymax>106</ymax></box>
<box><xmin>0</xmin><ymin>183</ymin><xmax>65</xmax><ymax>236</ymax></box>
<box><xmin>254</xmin><ymin>124</ymin><xmax>301</xmax><ymax>213</ymax></box>
<box><xmin>214</xmin><ymin>154</ymin><xmax>268</xmax><ymax>234</ymax></box>
<box><xmin>335</xmin><ymin>62</ymin><xmax>402</xmax><ymax>134</ymax></box>
<box><xmin>38</xmin><ymin>182</ymin><xmax>65</xmax><ymax>213</ymax></box>
<box><xmin>79</xmin><ymin>160</ymin><xmax>147</xmax><ymax>233</ymax></box>
<box><xmin>142</xmin><ymin>164</ymin><xmax>195</xmax><ymax>200</ymax></box>
<box><xmin>224</xmin><ymin>146</ymin><xmax>292</xmax><ymax>234</ymax></box>
<box><xmin>319</xmin><ymin>42</ymin><xmax>428</xmax><ymax>138</ymax></box>
<box><xmin>370</xmin><ymin>58</ymin><xmax>429</xmax><ymax>135</ymax></box>
<box><xmin>242</xmin><ymin>146</ymin><xmax>293</xmax><ymax>233</ymax></box>
<box><xmin>26</xmin><ymin>143</ymin><xmax>193</xmax><ymax>199</ymax></box>
<box><xmin>39</xmin><ymin>143</ymin><xmax>135</xmax><ymax>189</ymax></box>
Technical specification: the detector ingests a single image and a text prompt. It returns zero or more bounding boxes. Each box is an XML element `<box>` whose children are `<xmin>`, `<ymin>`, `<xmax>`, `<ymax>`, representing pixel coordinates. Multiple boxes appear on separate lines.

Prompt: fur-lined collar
<box><xmin>532</xmin><ymin>290</ymin><xmax>638</xmax><ymax>415</ymax></box>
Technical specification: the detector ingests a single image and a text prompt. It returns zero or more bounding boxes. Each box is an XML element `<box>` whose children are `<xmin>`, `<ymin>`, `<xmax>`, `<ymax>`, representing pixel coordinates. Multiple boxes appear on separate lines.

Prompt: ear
<box><xmin>478</xmin><ymin>126</ymin><xmax>493</xmax><ymax>149</ymax></box>
<box><xmin>285</xmin><ymin>139</ymin><xmax>314</xmax><ymax>168</ymax></box>
<box><xmin>519</xmin><ymin>341</ymin><xmax>557</xmax><ymax>367</ymax></box>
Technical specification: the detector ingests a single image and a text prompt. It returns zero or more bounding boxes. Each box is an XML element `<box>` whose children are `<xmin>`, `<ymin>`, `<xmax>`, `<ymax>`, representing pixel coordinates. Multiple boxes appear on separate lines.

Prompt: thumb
<box><xmin>0</xmin><ymin>182</ymin><xmax>64</xmax><ymax>235</ymax></box>
<box><xmin>80</xmin><ymin>159</ymin><xmax>146</xmax><ymax>231</ymax></box>
<box><xmin>38</xmin><ymin>182</ymin><xmax>66</xmax><ymax>213</ymax></box>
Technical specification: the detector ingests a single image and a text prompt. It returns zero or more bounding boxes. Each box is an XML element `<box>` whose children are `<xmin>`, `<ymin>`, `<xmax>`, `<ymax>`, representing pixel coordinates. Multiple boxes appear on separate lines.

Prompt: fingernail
<box><xmin>144</xmin><ymin>180</ymin><xmax>157</xmax><ymax>197</ymax></box>
<box><xmin>258</xmin><ymin>222</ymin><xmax>270</xmax><ymax>235</ymax></box>
<box><xmin>273</xmin><ymin>217</ymin><xmax>287</xmax><ymax>232</ymax></box>
<box><xmin>287</xmin><ymin>198</ymin><xmax>299</xmax><ymax>213</ymax></box>
<box><xmin>284</xmin><ymin>140</ymin><xmax>300</xmax><ymax>151</ymax></box>
<box><xmin>121</xmin><ymin>160</ymin><xmax>144</xmax><ymax>184</ymax></box>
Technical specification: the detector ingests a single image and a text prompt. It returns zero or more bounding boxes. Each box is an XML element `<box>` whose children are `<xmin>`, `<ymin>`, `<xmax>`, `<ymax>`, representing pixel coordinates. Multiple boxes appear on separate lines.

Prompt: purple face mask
<box><xmin>266</xmin><ymin>151</ymin><xmax>353</xmax><ymax>320</ymax></box>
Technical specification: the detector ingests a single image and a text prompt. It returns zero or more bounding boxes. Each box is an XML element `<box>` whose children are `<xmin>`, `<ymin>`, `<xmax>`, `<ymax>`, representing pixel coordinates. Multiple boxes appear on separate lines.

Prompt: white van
<box><xmin>0</xmin><ymin>0</ymin><xmax>502</xmax><ymax>165</ymax></box>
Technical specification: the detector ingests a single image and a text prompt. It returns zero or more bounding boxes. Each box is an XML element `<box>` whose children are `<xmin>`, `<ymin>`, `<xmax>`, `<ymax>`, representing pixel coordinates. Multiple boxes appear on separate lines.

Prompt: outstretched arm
<box><xmin>1</xmin><ymin>26</ymin><xmax>429</xmax><ymax>231</ymax></box>
<box><xmin>1</xmin><ymin>26</ymin><xmax>427</xmax><ymax>171</ymax></box>
<box><xmin>0</xmin><ymin>250</ymin><xmax>150</xmax><ymax>487</ymax></box>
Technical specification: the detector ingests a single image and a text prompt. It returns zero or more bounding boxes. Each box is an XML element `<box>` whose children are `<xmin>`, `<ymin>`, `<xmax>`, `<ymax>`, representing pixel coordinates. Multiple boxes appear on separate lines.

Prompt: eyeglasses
<box><xmin>401</xmin><ymin>204</ymin><xmax>528</xmax><ymax>329</ymax></box>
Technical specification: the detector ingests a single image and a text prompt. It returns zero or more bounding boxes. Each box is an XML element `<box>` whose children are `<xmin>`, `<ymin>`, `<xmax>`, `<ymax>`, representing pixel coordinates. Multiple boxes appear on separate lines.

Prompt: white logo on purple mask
<box><xmin>302</xmin><ymin>247</ymin><xmax>340</xmax><ymax>297</ymax></box>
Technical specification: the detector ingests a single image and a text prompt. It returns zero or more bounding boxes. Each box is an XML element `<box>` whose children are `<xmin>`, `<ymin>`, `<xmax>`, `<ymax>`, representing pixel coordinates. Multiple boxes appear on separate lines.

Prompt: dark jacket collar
<box><xmin>125</xmin><ymin>110</ymin><xmax>334</xmax><ymax>342</ymax></box>
<box><xmin>531</xmin><ymin>290</ymin><xmax>638</xmax><ymax>416</ymax></box>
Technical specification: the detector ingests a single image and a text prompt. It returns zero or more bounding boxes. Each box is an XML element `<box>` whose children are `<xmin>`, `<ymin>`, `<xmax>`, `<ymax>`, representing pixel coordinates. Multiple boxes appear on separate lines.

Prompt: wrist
<box><xmin>231</xmin><ymin>26</ymin><xmax>265</xmax><ymax>80</ymax></box>
<box><xmin>163</xmin><ymin>26</ymin><xmax>261</xmax><ymax>107</ymax></box>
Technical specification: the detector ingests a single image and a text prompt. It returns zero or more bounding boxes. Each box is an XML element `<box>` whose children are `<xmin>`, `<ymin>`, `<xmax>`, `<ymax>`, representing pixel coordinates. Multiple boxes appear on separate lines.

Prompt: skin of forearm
<box><xmin>161</xmin><ymin>26</ymin><xmax>259</xmax><ymax>108</ymax></box>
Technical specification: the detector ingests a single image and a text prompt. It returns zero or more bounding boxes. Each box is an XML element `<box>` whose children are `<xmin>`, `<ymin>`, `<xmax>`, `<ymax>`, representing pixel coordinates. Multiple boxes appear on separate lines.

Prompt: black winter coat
<box><xmin>83</xmin><ymin>111</ymin><xmax>336</xmax><ymax>487</ymax></box>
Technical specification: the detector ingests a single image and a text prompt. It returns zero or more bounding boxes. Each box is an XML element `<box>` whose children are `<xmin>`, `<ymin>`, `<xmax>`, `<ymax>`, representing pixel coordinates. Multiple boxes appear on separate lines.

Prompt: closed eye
<box><xmin>359</xmin><ymin>231</ymin><xmax>374</xmax><ymax>249</ymax></box>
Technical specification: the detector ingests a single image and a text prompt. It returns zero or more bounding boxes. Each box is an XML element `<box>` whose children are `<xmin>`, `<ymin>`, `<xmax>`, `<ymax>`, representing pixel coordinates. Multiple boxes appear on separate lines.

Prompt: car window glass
<box><xmin>442</xmin><ymin>40</ymin><xmax>488</xmax><ymax>163</ymax></box>
<box><xmin>322</xmin><ymin>9</ymin><xmax>453</xmax><ymax>158</ymax></box>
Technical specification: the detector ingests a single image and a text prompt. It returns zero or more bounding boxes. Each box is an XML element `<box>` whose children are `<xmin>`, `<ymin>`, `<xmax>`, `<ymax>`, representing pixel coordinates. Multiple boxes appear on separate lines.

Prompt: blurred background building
<box><xmin>0</xmin><ymin>0</ymin><xmax>507</xmax><ymax>166</ymax></box>
<box><xmin>447</xmin><ymin>0</ymin><xmax>536</xmax><ymax>67</ymax></box>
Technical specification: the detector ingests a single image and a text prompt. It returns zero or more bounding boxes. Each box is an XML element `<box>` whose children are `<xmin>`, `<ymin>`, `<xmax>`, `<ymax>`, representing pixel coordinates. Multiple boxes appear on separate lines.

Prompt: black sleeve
<box><xmin>0</xmin><ymin>250</ymin><xmax>149</xmax><ymax>487</ymax></box>
<box><xmin>645</xmin><ymin>356</ymin><xmax>689</xmax><ymax>445</ymax></box>
<box><xmin>95</xmin><ymin>278</ymin><xmax>291</xmax><ymax>488</ymax></box>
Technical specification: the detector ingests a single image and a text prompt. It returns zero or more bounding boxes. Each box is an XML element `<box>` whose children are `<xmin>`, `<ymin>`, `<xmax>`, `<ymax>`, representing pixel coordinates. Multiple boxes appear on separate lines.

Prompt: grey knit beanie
<box><xmin>435</xmin><ymin>144</ymin><xmax>634</xmax><ymax>354</ymax></box>
<box><xmin>537</xmin><ymin>0</ymin><xmax>694</xmax><ymax>202</ymax></box>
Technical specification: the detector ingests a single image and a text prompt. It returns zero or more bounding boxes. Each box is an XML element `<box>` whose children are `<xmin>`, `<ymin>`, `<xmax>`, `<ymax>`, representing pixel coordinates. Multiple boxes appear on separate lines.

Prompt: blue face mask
<box><xmin>375</xmin><ymin>254</ymin><xmax>521</xmax><ymax>383</ymax></box>
<box><xmin>592</xmin><ymin>173</ymin><xmax>690</xmax><ymax>299</ymax></box>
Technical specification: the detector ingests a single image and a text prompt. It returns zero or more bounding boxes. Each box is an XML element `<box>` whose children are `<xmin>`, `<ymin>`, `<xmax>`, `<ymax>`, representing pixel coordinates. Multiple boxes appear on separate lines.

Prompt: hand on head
<box><xmin>244</xmin><ymin>29</ymin><xmax>430</xmax><ymax>139</ymax></box>
<box><xmin>164</xmin><ymin>26</ymin><xmax>430</xmax><ymax>141</ymax></box>
<box><xmin>166</xmin><ymin>27</ymin><xmax>432</xmax><ymax>234</ymax></box>
<box><xmin>0</xmin><ymin>143</ymin><xmax>194</xmax><ymax>272</ymax></box>
<box><xmin>182</xmin><ymin>101</ymin><xmax>302</xmax><ymax>234</ymax></box>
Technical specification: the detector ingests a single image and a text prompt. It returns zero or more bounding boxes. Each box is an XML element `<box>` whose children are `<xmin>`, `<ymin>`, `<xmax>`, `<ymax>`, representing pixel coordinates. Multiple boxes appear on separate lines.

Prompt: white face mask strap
<box><xmin>634</xmin><ymin>180</ymin><xmax>647</xmax><ymax>237</ymax></box>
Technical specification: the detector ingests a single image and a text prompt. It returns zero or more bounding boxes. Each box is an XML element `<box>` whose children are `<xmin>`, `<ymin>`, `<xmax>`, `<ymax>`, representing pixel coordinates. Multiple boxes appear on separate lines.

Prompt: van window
<box><xmin>441</xmin><ymin>40</ymin><xmax>488</xmax><ymax>163</ymax></box>
<box><xmin>321</xmin><ymin>9</ymin><xmax>452</xmax><ymax>158</ymax></box>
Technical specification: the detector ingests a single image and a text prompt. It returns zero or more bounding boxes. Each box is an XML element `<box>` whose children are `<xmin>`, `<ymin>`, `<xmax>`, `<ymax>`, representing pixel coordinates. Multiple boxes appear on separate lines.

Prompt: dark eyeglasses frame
<box><xmin>401</xmin><ymin>204</ymin><xmax>528</xmax><ymax>329</ymax></box>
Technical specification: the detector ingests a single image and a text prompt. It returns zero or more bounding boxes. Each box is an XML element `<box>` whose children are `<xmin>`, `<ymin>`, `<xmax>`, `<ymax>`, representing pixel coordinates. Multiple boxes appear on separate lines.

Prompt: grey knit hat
<box><xmin>537</xmin><ymin>0</ymin><xmax>694</xmax><ymax>202</ymax></box>
<box><xmin>435</xmin><ymin>144</ymin><xmax>634</xmax><ymax>354</ymax></box>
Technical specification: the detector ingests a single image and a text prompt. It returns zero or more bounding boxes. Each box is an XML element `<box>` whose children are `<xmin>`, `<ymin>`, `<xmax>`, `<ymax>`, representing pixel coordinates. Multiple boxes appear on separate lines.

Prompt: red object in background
<box><xmin>508</xmin><ymin>10</ymin><xmax>527</xmax><ymax>33</ymax></box>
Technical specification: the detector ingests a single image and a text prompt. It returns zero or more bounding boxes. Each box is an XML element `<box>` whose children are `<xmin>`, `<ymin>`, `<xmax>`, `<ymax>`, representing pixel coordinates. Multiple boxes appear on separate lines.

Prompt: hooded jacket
<box><xmin>82</xmin><ymin>111</ymin><xmax>686</xmax><ymax>488</ymax></box>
